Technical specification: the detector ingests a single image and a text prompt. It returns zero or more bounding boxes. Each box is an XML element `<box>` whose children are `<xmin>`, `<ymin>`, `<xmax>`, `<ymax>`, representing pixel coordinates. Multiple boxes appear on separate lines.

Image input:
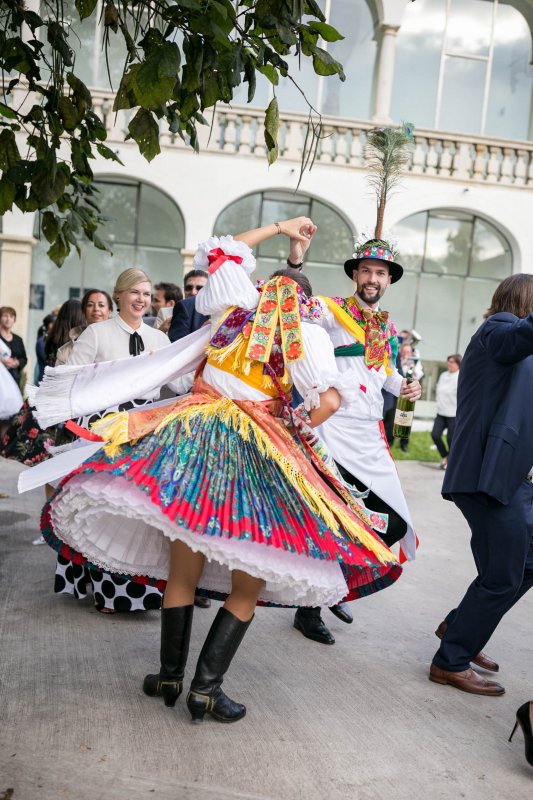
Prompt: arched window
<box><xmin>213</xmin><ymin>190</ymin><xmax>354</xmax><ymax>295</ymax></box>
<box><xmin>388</xmin><ymin>209</ymin><xmax>513</xmax><ymax>360</ymax></box>
<box><xmin>391</xmin><ymin>0</ymin><xmax>533</xmax><ymax>140</ymax></box>
<box><xmin>28</xmin><ymin>179</ymin><xmax>185</xmax><ymax>348</ymax></box>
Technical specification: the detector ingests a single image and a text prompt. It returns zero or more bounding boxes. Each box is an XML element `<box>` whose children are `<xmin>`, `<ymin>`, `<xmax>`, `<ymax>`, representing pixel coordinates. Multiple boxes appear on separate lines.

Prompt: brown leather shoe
<box><xmin>435</xmin><ymin>621</ymin><xmax>499</xmax><ymax>673</ymax></box>
<box><xmin>429</xmin><ymin>663</ymin><xmax>505</xmax><ymax>695</ymax></box>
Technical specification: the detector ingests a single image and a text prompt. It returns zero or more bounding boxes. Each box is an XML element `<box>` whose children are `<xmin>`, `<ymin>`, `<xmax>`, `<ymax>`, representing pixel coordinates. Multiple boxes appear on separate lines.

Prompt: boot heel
<box><xmin>186</xmin><ymin>691</ymin><xmax>211</xmax><ymax>723</ymax></box>
<box><xmin>509</xmin><ymin>720</ymin><xmax>519</xmax><ymax>743</ymax></box>
<box><xmin>143</xmin><ymin>675</ymin><xmax>182</xmax><ymax>707</ymax></box>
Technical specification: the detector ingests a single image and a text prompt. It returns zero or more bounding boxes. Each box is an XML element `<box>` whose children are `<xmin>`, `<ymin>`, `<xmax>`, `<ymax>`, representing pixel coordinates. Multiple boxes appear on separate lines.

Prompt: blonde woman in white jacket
<box><xmin>431</xmin><ymin>353</ymin><xmax>462</xmax><ymax>469</ymax></box>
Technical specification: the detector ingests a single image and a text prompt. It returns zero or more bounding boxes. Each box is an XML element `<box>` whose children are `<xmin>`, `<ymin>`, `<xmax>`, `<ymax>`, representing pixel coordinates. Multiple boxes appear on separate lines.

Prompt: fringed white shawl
<box><xmin>28</xmin><ymin>326</ymin><xmax>211</xmax><ymax>429</ymax></box>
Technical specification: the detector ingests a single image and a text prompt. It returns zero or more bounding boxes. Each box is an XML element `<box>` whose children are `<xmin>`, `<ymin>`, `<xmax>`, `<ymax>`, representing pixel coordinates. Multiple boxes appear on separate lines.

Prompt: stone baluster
<box><xmin>222</xmin><ymin>112</ymin><xmax>237</xmax><ymax>152</ymax></box>
<box><xmin>439</xmin><ymin>139</ymin><xmax>454</xmax><ymax>178</ymax></box>
<box><xmin>411</xmin><ymin>136</ymin><xmax>426</xmax><ymax>174</ymax></box>
<box><xmin>282</xmin><ymin>119</ymin><xmax>302</xmax><ymax>161</ymax></box>
<box><xmin>425</xmin><ymin>138</ymin><xmax>439</xmax><ymax>175</ymax></box>
<box><xmin>527</xmin><ymin>152</ymin><xmax>533</xmax><ymax>187</ymax></box>
<box><xmin>318</xmin><ymin>125</ymin><xmax>334</xmax><ymax>163</ymax></box>
<box><xmin>453</xmin><ymin>141</ymin><xmax>472</xmax><ymax>179</ymax></box>
<box><xmin>473</xmin><ymin>143</ymin><xmax>487</xmax><ymax>181</ymax></box>
<box><xmin>514</xmin><ymin>149</ymin><xmax>528</xmax><ymax>186</ymax></box>
<box><xmin>239</xmin><ymin>114</ymin><xmax>253</xmax><ymax>155</ymax></box>
<box><xmin>499</xmin><ymin>147</ymin><xmax>514</xmax><ymax>184</ymax></box>
<box><xmin>334</xmin><ymin>127</ymin><xmax>348</xmax><ymax>164</ymax></box>
<box><xmin>486</xmin><ymin>146</ymin><xmax>501</xmax><ymax>183</ymax></box>
<box><xmin>349</xmin><ymin>127</ymin><xmax>363</xmax><ymax>167</ymax></box>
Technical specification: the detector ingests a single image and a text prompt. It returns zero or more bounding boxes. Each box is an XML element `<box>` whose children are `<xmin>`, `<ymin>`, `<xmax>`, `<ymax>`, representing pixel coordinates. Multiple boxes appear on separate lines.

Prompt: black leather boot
<box><xmin>186</xmin><ymin>607</ymin><xmax>253</xmax><ymax>723</ymax></box>
<box><xmin>293</xmin><ymin>606</ymin><xmax>335</xmax><ymax>644</ymax></box>
<box><xmin>143</xmin><ymin>604</ymin><xmax>194</xmax><ymax>707</ymax></box>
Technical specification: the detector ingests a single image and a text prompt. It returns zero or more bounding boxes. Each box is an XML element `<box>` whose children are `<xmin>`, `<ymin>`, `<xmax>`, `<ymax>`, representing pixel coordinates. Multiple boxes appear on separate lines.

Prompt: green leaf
<box><xmin>95</xmin><ymin>142</ymin><xmax>123</xmax><ymax>164</ymax></box>
<box><xmin>0</xmin><ymin>102</ymin><xmax>17</xmax><ymax>120</ymax></box>
<box><xmin>304</xmin><ymin>0</ymin><xmax>326</xmax><ymax>22</ymax></box>
<box><xmin>31</xmin><ymin>161</ymin><xmax>70</xmax><ymax>207</ymax></box>
<box><xmin>47</xmin><ymin>22</ymin><xmax>73</xmax><ymax>68</ymax></box>
<box><xmin>75</xmin><ymin>0</ymin><xmax>98</xmax><ymax>21</ymax></box>
<box><xmin>127</xmin><ymin>109</ymin><xmax>161</xmax><ymax>162</ymax></box>
<box><xmin>67</xmin><ymin>73</ymin><xmax>92</xmax><ymax>116</ymax></box>
<box><xmin>264</xmin><ymin>97</ymin><xmax>279</xmax><ymax>166</ymax></box>
<box><xmin>132</xmin><ymin>42</ymin><xmax>181</xmax><ymax>108</ymax></box>
<box><xmin>114</xmin><ymin>65</ymin><xmax>141</xmax><ymax>111</ymax></box>
<box><xmin>201</xmin><ymin>73</ymin><xmax>221</xmax><ymax>109</ymax></box>
<box><xmin>47</xmin><ymin>235</ymin><xmax>70</xmax><ymax>268</ymax></box>
<box><xmin>311</xmin><ymin>46</ymin><xmax>345</xmax><ymax>78</ymax></box>
<box><xmin>0</xmin><ymin>129</ymin><xmax>21</xmax><ymax>170</ymax></box>
<box><xmin>308</xmin><ymin>22</ymin><xmax>344</xmax><ymax>42</ymax></box>
<box><xmin>41</xmin><ymin>211</ymin><xmax>59</xmax><ymax>243</ymax></box>
<box><xmin>58</xmin><ymin>96</ymin><xmax>79</xmax><ymax>131</ymax></box>
<box><xmin>257</xmin><ymin>64</ymin><xmax>279</xmax><ymax>86</ymax></box>
<box><xmin>0</xmin><ymin>176</ymin><xmax>16</xmax><ymax>214</ymax></box>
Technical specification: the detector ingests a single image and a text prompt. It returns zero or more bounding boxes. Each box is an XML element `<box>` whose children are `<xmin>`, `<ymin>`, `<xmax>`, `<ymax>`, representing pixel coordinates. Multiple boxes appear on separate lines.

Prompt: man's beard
<box><xmin>358</xmin><ymin>284</ymin><xmax>383</xmax><ymax>304</ymax></box>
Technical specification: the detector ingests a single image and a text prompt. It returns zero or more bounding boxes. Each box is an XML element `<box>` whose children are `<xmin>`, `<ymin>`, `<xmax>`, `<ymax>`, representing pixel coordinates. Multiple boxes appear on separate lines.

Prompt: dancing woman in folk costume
<box><xmin>35</xmin><ymin>218</ymin><xmax>401</xmax><ymax>724</ymax></box>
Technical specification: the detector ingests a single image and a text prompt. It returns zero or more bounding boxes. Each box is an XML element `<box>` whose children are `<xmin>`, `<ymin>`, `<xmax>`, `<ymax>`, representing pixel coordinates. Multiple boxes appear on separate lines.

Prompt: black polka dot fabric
<box><xmin>54</xmin><ymin>555</ymin><xmax>162</xmax><ymax>611</ymax></box>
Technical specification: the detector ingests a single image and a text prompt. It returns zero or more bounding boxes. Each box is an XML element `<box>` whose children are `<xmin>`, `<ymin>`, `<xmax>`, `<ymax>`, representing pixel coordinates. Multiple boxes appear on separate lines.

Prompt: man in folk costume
<box><xmin>289</xmin><ymin>125</ymin><xmax>422</xmax><ymax>645</ymax></box>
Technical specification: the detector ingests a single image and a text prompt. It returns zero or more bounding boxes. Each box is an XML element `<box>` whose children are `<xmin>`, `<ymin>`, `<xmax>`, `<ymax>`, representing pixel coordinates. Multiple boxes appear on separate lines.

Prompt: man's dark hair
<box><xmin>269</xmin><ymin>268</ymin><xmax>313</xmax><ymax>297</ymax></box>
<box><xmin>487</xmin><ymin>274</ymin><xmax>533</xmax><ymax>319</ymax></box>
<box><xmin>184</xmin><ymin>269</ymin><xmax>208</xmax><ymax>283</ymax></box>
<box><xmin>154</xmin><ymin>281</ymin><xmax>183</xmax><ymax>304</ymax></box>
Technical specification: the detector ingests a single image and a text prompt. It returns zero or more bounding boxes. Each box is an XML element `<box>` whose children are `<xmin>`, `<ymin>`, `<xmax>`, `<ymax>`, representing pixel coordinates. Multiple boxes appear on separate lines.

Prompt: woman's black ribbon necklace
<box><xmin>129</xmin><ymin>330</ymin><xmax>145</xmax><ymax>357</ymax></box>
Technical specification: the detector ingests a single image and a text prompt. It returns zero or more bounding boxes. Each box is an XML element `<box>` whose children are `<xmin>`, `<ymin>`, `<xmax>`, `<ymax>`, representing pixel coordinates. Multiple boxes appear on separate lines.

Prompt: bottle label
<box><xmin>394</xmin><ymin>409</ymin><xmax>414</xmax><ymax>427</ymax></box>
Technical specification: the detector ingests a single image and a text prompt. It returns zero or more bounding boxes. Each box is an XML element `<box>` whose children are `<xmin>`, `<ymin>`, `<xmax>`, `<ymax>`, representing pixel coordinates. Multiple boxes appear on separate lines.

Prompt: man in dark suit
<box><xmin>430</xmin><ymin>274</ymin><xmax>533</xmax><ymax>696</ymax></box>
<box><xmin>168</xmin><ymin>295</ymin><xmax>209</xmax><ymax>343</ymax></box>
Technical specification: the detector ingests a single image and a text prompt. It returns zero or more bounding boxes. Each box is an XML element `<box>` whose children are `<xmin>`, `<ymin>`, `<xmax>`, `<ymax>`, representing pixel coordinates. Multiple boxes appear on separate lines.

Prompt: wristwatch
<box><xmin>286</xmin><ymin>257</ymin><xmax>303</xmax><ymax>270</ymax></box>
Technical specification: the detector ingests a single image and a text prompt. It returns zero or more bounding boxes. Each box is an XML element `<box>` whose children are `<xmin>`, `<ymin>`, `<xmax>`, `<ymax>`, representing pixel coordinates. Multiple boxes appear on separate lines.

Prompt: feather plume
<box><xmin>365</xmin><ymin>122</ymin><xmax>415</xmax><ymax>239</ymax></box>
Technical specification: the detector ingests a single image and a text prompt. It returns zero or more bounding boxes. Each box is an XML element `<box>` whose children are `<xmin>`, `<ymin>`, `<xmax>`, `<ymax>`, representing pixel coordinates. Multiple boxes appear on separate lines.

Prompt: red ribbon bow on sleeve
<box><xmin>207</xmin><ymin>248</ymin><xmax>243</xmax><ymax>274</ymax></box>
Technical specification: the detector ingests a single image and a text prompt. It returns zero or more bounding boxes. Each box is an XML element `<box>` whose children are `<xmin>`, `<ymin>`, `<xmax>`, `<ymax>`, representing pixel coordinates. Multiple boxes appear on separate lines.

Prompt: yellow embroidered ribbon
<box><xmin>245</xmin><ymin>277</ymin><xmax>305</xmax><ymax>365</ymax></box>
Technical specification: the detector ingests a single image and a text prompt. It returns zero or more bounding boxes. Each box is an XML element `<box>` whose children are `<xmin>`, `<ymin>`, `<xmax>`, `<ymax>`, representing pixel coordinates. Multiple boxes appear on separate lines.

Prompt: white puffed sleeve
<box><xmin>288</xmin><ymin>323</ymin><xmax>359</xmax><ymax>410</ymax></box>
<box><xmin>195</xmin><ymin>235</ymin><xmax>259</xmax><ymax>317</ymax></box>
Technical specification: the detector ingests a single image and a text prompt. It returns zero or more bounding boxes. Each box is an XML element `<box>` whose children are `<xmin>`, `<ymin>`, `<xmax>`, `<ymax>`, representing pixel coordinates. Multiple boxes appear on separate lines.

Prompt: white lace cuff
<box><xmin>302</xmin><ymin>372</ymin><xmax>359</xmax><ymax>411</ymax></box>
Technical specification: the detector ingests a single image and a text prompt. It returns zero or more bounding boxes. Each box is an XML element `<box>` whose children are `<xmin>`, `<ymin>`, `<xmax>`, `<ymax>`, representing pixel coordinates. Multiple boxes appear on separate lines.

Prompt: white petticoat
<box><xmin>50</xmin><ymin>473</ymin><xmax>348</xmax><ymax>607</ymax></box>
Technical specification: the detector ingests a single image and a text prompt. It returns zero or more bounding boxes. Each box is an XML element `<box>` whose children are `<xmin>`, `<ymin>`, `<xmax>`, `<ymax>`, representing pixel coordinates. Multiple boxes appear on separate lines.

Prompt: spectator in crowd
<box><xmin>0</xmin><ymin>306</ymin><xmax>27</xmax><ymax>387</ymax></box>
<box><xmin>183</xmin><ymin>269</ymin><xmax>208</xmax><ymax>297</ymax></box>
<box><xmin>35</xmin><ymin>314</ymin><xmax>56</xmax><ymax>383</ymax></box>
<box><xmin>55</xmin><ymin>290</ymin><xmax>113</xmax><ymax>364</ymax></box>
<box><xmin>151</xmin><ymin>281</ymin><xmax>183</xmax><ymax>332</ymax></box>
<box><xmin>431</xmin><ymin>353</ymin><xmax>462</xmax><ymax>470</ymax></box>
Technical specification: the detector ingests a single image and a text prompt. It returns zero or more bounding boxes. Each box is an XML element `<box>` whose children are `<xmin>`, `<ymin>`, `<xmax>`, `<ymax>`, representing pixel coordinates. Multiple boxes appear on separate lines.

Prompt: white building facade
<box><xmin>1</xmin><ymin>0</ymin><xmax>533</xmax><ymax>406</ymax></box>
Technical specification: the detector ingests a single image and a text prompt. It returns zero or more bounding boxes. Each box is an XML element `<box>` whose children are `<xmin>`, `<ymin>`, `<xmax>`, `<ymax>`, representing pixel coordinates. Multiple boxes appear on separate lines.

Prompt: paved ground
<box><xmin>0</xmin><ymin>456</ymin><xmax>532</xmax><ymax>800</ymax></box>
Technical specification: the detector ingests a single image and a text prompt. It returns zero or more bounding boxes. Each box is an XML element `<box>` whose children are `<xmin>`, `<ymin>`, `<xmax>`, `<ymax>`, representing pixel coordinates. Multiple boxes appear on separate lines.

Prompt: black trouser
<box><xmin>431</xmin><ymin>414</ymin><xmax>456</xmax><ymax>459</ymax></box>
<box><xmin>336</xmin><ymin>463</ymin><xmax>407</xmax><ymax>548</ymax></box>
<box><xmin>433</xmin><ymin>480</ymin><xmax>533</xmax><ymax>672</ymax></box>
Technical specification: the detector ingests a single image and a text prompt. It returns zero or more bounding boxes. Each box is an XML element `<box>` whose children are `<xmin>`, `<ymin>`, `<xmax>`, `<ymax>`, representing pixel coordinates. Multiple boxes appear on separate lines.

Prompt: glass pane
<box><xmin>471</xmin><ymin>218</ymin><xmax>512</xmax><ymax>279</ymax></box>
<box><xmin>308</xmin><ymin>200</ymin><xmax>354</xmax><ymax>265</ymax></box>
<box><xmin>231</xmin><ymin>74</ymin><xmax>270</xmax><ymax>108</ymax></box>
<box><xmin>458</xmin><ymin>277</ymin><xmax>498</xmax><ymax>353</ymax></box>
<box><xmin>391</xmin><ymin>0</ymin><xmax>446</xmax><ymax>129</ymax></box>
<box><xmin>379</xmin><ymin>271</ymin><xmax>418</xmax><ymax>336</ymax></box>
<box><xmin>136</xmin><ymin>247</ymin><xmax>184</xmax><ymax>281</ymax></box>
<box><xmin>446</xmin><ymin>0</ymin><xmax>493</xmax><ymax>57</ymax></box>
<box><xmin>394</xmin><ymin>212</ymin><xmax>427</xmax><ymax>272</ymax></box>
<box><xmin>258</xmin><ymin>197</ymin><xmax>310</xmax><ymax>258</ymax></box>
<box><xmin>303</xmin><ymin>263</ymin><xmax>353</xmax><ymax>297</ymax></box>
<box><xmin>93</xmin><ymin>182</ymin><xmax>138</xmax><ymax>246</ymax></box>
<box><xmin>414</xmin><ymin>274</ymin><xmax>462</xmax><ymax>360</ymax></box>
<box><xmin>424</xmin><ymin>214</ymin><xmax>473</xmax><ymax>276</ymax></box>
<box><xmin>82</xmin><ymin>243</ymin><xmax>134</xmax><ymax>295</ymax></box>
<box><xmin>276</xmin><ymin>54</ymin><xmax>320</xmax><ymax>113</ymax></box>
<box><xmin>485</xmin><ymin>3</ymin><xmax>533</xmax><ymax>140</ymax></box>
<box><xmin>439</xmin><ymin>56</ymin><xmax>487</xmax><ymax>133</ymax></box>
<box><xmin>138</xmin><ymin>184</ymin><xmax>184</xmax><ymax>249</ymax></box>
<box><xmin>214</xmin><ymin>193</ymin><xmax>262</xmax><ymax>239</ymax></box>
<box><xmin>321</xmin><ymin>0</ymin><xmax>376</xmax><ymax>119</ymax></box>
<box><xmin>95</xmin><ymin>24</ymin><xmax>128</xmax><ymax>90</ymax></box>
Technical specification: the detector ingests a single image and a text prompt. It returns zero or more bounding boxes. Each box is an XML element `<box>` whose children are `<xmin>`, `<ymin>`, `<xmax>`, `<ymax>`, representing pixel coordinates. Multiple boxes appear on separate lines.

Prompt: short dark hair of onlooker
<box><xmin>447</xmin><ymin>353</ymin><xmax>462</xmax><ymax>367</ymax></box>
<box><xmin>269</xmin><ymin>268</ymin><xmax>313</xmax><ymax>298</ymax></box>
<box><xmin>487</xmin><ymin>274</ymin><xmax>533</xmax><ymax>319</ymax></box>
<box><xmin>0</xmin><ymin>306</ymin><xmax>17</xmax><ymax>320</ymax></box>
<box><xmin>154</xmin><ymin>282</ymin><xmax>183</xmax><ymax>304</ymax></box>
<box><xmin>81</xmin><ymin>289</ymin><xmax>113</xmax><ymax>314</ymax></box>
<box><xmin>183</xmin><ymin>269</ymin><xmax>208</xmax><ymax>291</ymax></box>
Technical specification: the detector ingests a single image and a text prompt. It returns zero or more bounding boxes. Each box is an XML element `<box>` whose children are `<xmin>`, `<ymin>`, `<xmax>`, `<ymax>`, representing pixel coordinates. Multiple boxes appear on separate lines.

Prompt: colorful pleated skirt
<box><xmin>41</xmin><ymin>379</ymin><xmax>402</xmax><ymax>607</ymax></box>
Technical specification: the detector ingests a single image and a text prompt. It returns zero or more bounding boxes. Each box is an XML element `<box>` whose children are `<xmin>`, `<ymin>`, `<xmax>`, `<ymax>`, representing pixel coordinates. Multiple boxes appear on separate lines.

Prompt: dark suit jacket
<box><xmin>442</xmin><ymin>311</ymin><xmax>533</xmax><ymax>504</ymax></box>
<box><xmin>168</xmin><ymin>296</ymin><xmax>209</xmax><ymax>342</ymax></box>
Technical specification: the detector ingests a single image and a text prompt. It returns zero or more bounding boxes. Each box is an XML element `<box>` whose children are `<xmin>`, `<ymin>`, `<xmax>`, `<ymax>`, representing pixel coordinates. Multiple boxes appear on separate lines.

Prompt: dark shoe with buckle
<box><xmin>435</xmin><ymin>621</ymin><xmax>499</xmax><ymax>672</ymax></box>
<box><xmin>294</xmin><ymin>607</ymin><xmax>335</xmax><ymax>645</ymax></box>
<box><xmin>194</xmin><ymin>594</ymin><xmax>211</xmax><ymax>609</ymax></box>
<box><xmin>329</xmin><ymin>601</ymin><xmax>353</xmax><ymax>624</ymax></box>
<box><xmin>143</xmin><ymin>604</ymin><xmax>194</xmax><ymax>707</ymax></box>
<box><xmin>186</xmin><ymin>607</ymin><xmax>253</xmax><ymax>723</ymax></box>
<box><xmin>509</xmin><ymin>701</ymin><xmax>533</xmax><ymax>767</ymax></box>
<box><xmin>429</xmin><ymin>663</ymin><xmax>505</xmax><ymax>696</ymax></box>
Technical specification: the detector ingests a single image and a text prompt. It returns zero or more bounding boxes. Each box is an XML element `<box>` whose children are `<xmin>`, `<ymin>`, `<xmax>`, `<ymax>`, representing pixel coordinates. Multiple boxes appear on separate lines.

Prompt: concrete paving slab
<box><xmin>0</xmin><ymin>456</ymin><xmax>532</xmax><ymax>799</ymax></box>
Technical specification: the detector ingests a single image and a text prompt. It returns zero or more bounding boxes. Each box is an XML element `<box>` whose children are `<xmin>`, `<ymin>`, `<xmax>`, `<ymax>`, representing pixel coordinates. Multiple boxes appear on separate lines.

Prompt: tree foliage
<box><xmin>0</xmin><ymin>0</ymin><xmax>344</xmax><ymax>265</ymax></box>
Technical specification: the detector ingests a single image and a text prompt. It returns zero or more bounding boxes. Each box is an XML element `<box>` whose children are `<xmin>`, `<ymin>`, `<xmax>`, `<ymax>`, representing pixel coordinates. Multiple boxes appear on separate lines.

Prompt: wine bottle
<box><xmin>393</xmin><ymin>369</ymin><xmax>416</xmax><ymax>440</ymax></box>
